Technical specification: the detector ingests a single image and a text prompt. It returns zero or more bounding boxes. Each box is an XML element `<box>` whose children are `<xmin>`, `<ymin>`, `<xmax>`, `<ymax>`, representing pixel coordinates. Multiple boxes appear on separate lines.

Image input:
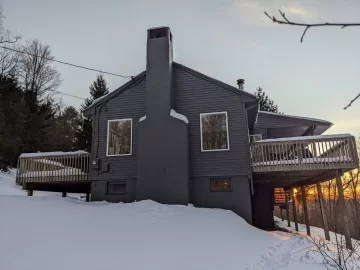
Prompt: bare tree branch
<box><xmin>264</xmin><ymin>10</ymin><xmax>360</xmax><ymax>43</ymax></box>
<box><xmin>344</xmin><ymin>93</ymin><xmax>360</xmax><ymax>110</ymax></box>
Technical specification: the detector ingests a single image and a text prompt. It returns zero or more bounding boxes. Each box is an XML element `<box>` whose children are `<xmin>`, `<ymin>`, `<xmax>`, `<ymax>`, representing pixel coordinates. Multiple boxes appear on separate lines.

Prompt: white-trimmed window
<box><xmin>200</xmin><ymin>112</ymin><xmax>230</xmax><ymax>152</ymax></box>
<box><xmin>107</xmin><ymin>118</ymin><xmax>132</xmax><ymax>156</ymax></box>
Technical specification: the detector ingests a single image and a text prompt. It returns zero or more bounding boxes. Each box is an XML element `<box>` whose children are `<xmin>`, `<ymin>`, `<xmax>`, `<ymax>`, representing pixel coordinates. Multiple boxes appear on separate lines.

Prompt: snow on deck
<box><xmin>0</xmin><ymin>170</ymin><xmax>345</xmax><ymax>270</ymax></box>
<box><xmin>253</xmin><ymin>156</ymin><xmax>352</xmax><ymax>166</ymax></box>
<box><xmin>19</xmin><ymin>168</ymin><xmax>86</xmax><ymax>177</ymax></box>
<box><xmin>19</xmin><ymin>150</ymin><xmax>89</xmax><ymax>158</ymax></box>
<box><xmin>257</xmin><ymin>133</ymin><xmax>352</xmax><ymax>143</ymax></box>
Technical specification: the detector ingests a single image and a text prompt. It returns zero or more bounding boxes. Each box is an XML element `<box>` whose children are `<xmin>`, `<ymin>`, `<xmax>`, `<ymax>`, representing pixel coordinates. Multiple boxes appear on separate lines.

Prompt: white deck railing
<box><xmin>16</xmin><ymin>152</ymin><xmax>90</xmax><ymax>185</ymax></box>
<box><xmin>251</xmin><ymin>134</ymin><xmax>358</xmax><ymax>173</ymax></box>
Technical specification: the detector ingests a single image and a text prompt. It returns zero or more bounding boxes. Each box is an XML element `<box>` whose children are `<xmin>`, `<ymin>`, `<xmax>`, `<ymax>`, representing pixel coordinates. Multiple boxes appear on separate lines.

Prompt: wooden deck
<box><xmin>16</xmin><ymin>152</ymin><xmax>91</xmax><ymax>195</ymax></box>
<box><xmin>251</xmin><ymin>134</ymin><xmax>358</xmax><ymax>173</ymax></box>
<box><xmin>251</xmin><ymin>134</ymin><xmax>359</xmax><ymax>187</ymax></box>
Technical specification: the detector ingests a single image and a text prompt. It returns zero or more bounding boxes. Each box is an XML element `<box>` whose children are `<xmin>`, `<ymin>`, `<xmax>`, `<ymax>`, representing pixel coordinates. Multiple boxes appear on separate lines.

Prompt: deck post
<box><xmin>86</xmin><ymin>193</ymin><xmax>90</xmax><ymax>202</ymax></box>
<box><xmin>316</xmin><ymin>183</ymin><xmax>330</xmax><ymax>241</ymax></box>
<box><xmin>27</xmin><ymin>190</ymin><xmax>33</xmax><ymax>196</ymax></box>
<box><xmin>291</xmin><ymin>188</ymin><xmax>299</xmax><ymax>231</ymax></box>
<box><xmin>301</xmin><ymin>186</ymin><xmax>311</xmax><ymax>236</ymax></box>
<box><xmin>336</xmin><ymin>170</ymin><xmax>353</xmax><ymax>250</ymax></box>
<box><xmin>285</xmin><ymin>190</ymin><xmax>291</xmax><ymax>227</ymax></box>
<box><xmin>285</xmin><ymin>203</ymin><xmax>291</xmax><ymax>227</ymax></box>
<box><xmin>280</xmin><ymin>207</ymin><xmax>284</xmax><ymax>221</ymax></box>
<box><xmin>62</xmin><ymin>192</ymin><xmax>66</xmax><ymax>198</ymax></box>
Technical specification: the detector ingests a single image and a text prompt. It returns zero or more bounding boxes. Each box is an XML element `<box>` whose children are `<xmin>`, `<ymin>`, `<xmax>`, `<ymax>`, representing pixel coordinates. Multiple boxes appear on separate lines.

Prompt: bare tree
<box><xmin>0</xmin><ymin>8</ymin><xmax>21</xmax><ymax>76</ymax></box>
<box><xmin>264</xmin><ymin>10</ymin><xmax>360</xmax><ymax>43</ymax></box>
<box><xmin>264</xmin><ymin>10</ymin><xmax>360</xmax><ymax>110</ymax></box>
<box><xmin>17</xmin><ymin>40</ymin><xmax>61</xmax><ymax>98</ymax></box>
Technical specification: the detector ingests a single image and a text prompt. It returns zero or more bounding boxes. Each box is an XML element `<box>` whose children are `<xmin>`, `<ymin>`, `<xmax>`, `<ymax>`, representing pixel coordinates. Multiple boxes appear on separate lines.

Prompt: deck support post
<box><xmin>301</xmin><ymin>186</ymin><xmax>311</xmax><ymax>236</ymax></box>
<box><xmin>86</xmin><ymin>193</ymin><xmax>90</xmax><ymax>202</ymax></box>
<box><xmin>316</xmin><ymin>183</ymin><xmax>330</xmax><ymax>241</ymax></box>
<box><xmin>62</xmin><ymin>192</ymin><xmax>66</xmax><ymax>198</ymax></box>
<box><xmin>291</xmin><ymin>188</ymin><xmax>299</xmax><ymax>231</ymax></box>
<box><xmin>285</xmin><ymin>203</ymin><xmax>291</xmax><ymax>227</ymax></box>
<box><xmin>27</xmin><ymin>190</ymin><xmax>33</xmax><ymax>196</ymax></box>
<box><xmin>280</xmin><ymin>207</ymin><xmax>284</xmax><ymax>221</ymax></box>
<box><xmin>336</xmin><ymin>170</ymin><xmax>353</xmax><ymax>250</ymax></box>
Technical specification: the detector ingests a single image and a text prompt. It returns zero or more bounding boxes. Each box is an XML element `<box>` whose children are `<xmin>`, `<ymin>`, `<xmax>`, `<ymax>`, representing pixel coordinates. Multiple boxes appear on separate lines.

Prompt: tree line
<box><xmin>0</xmin><ymin>11</ymin><xmax>109</xmax><ymax>170</ymax></box>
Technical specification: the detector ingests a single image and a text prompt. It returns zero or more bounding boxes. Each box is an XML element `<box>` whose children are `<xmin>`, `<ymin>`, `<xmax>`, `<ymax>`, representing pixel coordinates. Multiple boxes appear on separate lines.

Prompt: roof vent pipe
<box><xmin>237</xmin><ymin>79</ymin><xmax>245</xmax><ymax>91</ymax></box>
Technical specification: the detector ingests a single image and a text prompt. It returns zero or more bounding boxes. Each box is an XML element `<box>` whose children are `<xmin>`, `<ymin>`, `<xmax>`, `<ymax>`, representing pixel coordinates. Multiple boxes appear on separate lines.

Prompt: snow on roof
<box><xmin>170</xmin><ymin>109</ymin><xmax>189</xmax><ymax>124</ymax></box>
<box><xmin>19</xmin><ymin>150</ymin><xmax>89</xmax><ymax>158</ymax></box>
<box><xmin>259</xmin><ymin>111</ymin><xmax>332</xmax><ymax>125</ymax></box>
<box><xmin>257</xmin><ymin>134</ymin><xmax>353</xmax><ymax>143</ymax></box>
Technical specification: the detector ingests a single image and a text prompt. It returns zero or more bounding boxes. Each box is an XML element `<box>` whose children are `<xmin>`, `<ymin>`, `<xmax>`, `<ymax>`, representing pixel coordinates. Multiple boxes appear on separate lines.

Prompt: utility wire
<box><xmin>47</xmin><ymin>89</ymin><xmax>85</xmax><ymax>100</ymax></box>
<box><xmin>0</xmin><ymin>45</ymin><xmax>134</xmax><ymax>79</ymax></box>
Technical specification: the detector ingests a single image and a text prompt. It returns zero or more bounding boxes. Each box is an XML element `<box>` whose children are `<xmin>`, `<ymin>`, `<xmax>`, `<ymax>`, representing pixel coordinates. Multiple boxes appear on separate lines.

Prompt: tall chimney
<box><xmin>146</xmin><ymin>27</ymin><xmax>173</xmax><ymax>119</ymax></box>
<box><xmin>237</xmin><ymin>79</ymin><xmax>245</xmax><ymax>91</ymax></box>
<box><xmin>137</xmin><ymin>27</ymin><xmax>189</xmax><ymax>205</ymax></box>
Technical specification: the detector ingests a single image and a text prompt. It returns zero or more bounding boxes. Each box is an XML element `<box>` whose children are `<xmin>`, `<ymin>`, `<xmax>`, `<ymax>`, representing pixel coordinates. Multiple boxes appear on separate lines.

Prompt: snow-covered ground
<box><xmin>0</xmin><ymin>170</ymin><xmax>351</xmax><ymax>270</ymax></box>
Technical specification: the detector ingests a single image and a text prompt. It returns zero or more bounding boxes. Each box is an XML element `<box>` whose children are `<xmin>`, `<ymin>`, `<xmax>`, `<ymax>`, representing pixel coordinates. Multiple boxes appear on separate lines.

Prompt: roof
<box><xmin>83</xmin><ymin>71</ymin><xmax>146</xmax><ymax>116</ymax></box>
<box><xmin>173</xmin><ymin>62</ymin><xmax>257</xmax><ymax>102</ymax></box>
<box><xmin>258</xmin><ymin>111</ymin><xmax>333</xmax><ymax>126</ymax></box>
<box><xmin>83</xmin><ymin>63</ymin><xmax>258</xmax><ymax>116</ymax></box>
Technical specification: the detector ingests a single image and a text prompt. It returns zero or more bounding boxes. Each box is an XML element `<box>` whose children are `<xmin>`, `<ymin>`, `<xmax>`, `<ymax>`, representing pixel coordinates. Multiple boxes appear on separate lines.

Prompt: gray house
<box><xmin>83</xmin><ymin>27</ymin><xmax>358</xmax><ymax>230</ymax></box>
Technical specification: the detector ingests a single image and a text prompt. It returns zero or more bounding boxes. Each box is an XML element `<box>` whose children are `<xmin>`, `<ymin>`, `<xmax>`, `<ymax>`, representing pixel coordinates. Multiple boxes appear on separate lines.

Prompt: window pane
<box><xmin>108</xmin><ymin>119</ymin><xmax>132</xmax><ymax>155</ymax></box>
<box><xmin>210</xmin><ymin>179</ymin><xmax>231</xmax><ymax>191</ymax></box>
<box><xmin>201</xmin><ymin>113</ymin><xmax>229</xmax><ymax>151</ymax></box>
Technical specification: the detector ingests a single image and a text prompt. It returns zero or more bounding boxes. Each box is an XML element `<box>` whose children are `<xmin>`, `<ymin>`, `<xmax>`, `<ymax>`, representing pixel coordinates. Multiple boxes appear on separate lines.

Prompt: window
<box><xmin>107</xmin><ymin>119</ymin><xmax>132</xmax><ymax>156</ymax></box>
<box><xmin>210</xmin><ymin>179</ymin><xmax>231</xmax><ymax>192</ymax></box>
<box><xmin>200</xmin><ymin>112</ymin><xmax>229</xmax><ymax>151</ymax></box>
<box><xmin>106</xmin><ymin>181</ymin><xmax>126</xmax><ymax>195</ymax></box>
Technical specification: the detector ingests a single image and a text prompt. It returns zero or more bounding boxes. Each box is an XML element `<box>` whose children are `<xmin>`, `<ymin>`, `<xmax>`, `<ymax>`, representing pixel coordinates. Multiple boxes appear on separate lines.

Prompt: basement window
<box><xmin>107</xmin><ymin>118</ymin><xmax>132</xmax><ymax>156</ymax></box>
<box><xmin>106</xmin><ymin>181</ymin><xmax>126</xmax><ymax>195</ymax></box>
<box><xmin>200</xmin><ymin>112</ymin><xmax>230</xmax><ymax>151</ymax></box>
<box><xmin>210</xmin><ymin>178</ymin><xmax>231</xmax><ymax>192</ymax></box>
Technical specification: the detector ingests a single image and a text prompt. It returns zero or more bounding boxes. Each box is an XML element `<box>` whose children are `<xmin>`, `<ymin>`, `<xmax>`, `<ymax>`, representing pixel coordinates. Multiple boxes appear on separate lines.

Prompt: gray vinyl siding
<box><xmin>91</xmin><ymin>78</ymin><xmax>146</xmax><ymax>182</ymax></box>
<box><xmin>173</xmin><ymin>66</ymin><xmax>251</xmax><ymax>177</ymax></box>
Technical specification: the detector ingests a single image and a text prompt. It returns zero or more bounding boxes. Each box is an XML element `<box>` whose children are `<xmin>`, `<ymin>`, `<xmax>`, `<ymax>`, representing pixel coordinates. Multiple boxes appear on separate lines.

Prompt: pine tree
<box><xmin>0</xmin><ymin>74</ymin><xmax>25</xmax><ymax>170</ymax></box>
<box><xmin>76</xmin><ymin>74</ymin><xmax>109</xmax><ymax>152</ymax></box>
<box><xmin>254</xmin><ymin>87</ymin><xmax>281</xmax><ymax>113</ymax></box>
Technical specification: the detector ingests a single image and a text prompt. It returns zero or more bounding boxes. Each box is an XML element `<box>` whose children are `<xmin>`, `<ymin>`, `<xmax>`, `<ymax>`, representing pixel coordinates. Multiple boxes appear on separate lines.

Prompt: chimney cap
<box><xmin>237</xmin><ymin>79</ymin><xmax>245</xmax><ymax>85</ymax></box>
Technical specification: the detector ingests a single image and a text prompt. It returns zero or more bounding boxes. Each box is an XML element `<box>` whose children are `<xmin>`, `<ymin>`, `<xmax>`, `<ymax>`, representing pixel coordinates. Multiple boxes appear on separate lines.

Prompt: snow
<box><xmin>0</xmin><ymin>170</ymin><xmax>349</xmax><ymax>270</ymax></box>
<box><xmin>253</xmin><ymin>156</ymin><xmax>352</xmax><ymax>166</ymax></box>
<box><xmin>139</xmin><ymin>115</ymin><xmax>146</xmax><ymax>122</ymax></box>
<box><xmin>19</xmin><ymin>168</ymin><xmax>86</xmax><ymax>177</ymax></box>
<box><xmin>257</xmin><ymin>134</ymin><xmax>352</xmax><ymax>143</ymax></box>
<box><xmin>19</xmin><ymin>150</ymin><xmax>89</xmax><ymax>158</ymax></box>
<box><xmin>170</xmin><ymin>109</ymin><xmax>189</xmax><ymax>124</ymax></box>
<box><xmin>259</xmin><ymin>111</ymin><xmax>332</xmax><ymax>125</ymax></box>
<box><xmin>33</xmin><ymin>158</ymin><xmax>65</xmax><ymax>167</ymax></box>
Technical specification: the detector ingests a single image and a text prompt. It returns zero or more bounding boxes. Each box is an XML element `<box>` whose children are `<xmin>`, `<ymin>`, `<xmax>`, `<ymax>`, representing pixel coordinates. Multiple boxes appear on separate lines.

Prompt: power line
<box><xmin>48</xmin><ymin>89</ymin><xmax>85</xmax><ymax>100</ymax></box>
<box><xmin>0</xmin><ymin>45</ymin><xmax>134</xmax><ymax>79</ymax></box>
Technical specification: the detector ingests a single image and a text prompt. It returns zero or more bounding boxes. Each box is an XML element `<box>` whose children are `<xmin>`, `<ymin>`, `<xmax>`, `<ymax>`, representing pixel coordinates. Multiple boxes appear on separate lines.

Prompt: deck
<box><xmin>251</xmin><ymin>134</ymin><xmax>359</xmax><ymax>187</ymax></box>
<box><xmin>16</xmin><ymin>152</ymin><xmax>91</xmax><ymax>195</ymax></box>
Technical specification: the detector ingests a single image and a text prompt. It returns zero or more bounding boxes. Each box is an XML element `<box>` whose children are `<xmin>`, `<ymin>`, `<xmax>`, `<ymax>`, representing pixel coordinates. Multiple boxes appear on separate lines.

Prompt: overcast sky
<box><xmin>2</xmin><ymin>0</ymin><xmax>360</xmax><ymax>135</ymax></box>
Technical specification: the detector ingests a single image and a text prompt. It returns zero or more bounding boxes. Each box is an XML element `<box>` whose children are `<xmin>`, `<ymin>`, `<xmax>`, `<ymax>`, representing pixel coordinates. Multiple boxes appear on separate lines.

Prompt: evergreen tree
<box><xmin>0</xmin><ymin>74</ymin><xmax>25</xmax><ymax>170</ymax></box>
<box><xmin>254</xmin><ymin>87</ymin><xmax>281</xmax><ymax>113</ymax></box>
<box><xmin>76</xmin><ymin>74</ymin><xmax>109</xmax><ymax>152</ymax></box>
<box><xmin>48</xmin><ymin>106</ymin><xmax>81</xmax><ymax>151</ymax></box>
